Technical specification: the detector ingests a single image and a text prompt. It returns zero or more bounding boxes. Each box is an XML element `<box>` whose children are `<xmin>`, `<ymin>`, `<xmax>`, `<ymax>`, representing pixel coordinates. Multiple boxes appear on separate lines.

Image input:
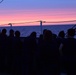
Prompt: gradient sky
<box><xmin>0</xmin><ymin>0</ymin><xmax>76</xmax><ymax>26</ymax></box>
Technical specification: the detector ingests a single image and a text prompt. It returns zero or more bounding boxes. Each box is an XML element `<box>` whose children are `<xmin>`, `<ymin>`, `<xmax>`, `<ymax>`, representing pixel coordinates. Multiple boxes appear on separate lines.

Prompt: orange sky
<box><xmin>0</xmin><ymin>9</ymin><xmax>76</xmax><ymax>26</ymax></box>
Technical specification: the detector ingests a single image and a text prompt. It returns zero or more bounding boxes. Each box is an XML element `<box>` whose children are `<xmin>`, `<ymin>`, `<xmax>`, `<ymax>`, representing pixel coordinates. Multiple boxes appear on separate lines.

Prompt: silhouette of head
<box><xmin>43</xmin><ymin>29</ymin><xmax>47</xmax><ymax>35</ymax></box>
<box><xmin>2</xmin><ymin>28</ymin><xmax>7</xmax><ymax>34</ymax></box>
<box><xmin>9</xmin><ymin>29</ymin><xmax>14</xmax><ymax>37</ymax></box>
<box><xmin>30</xmin><ymin>31</ymin><xmax>36</xmax><ymax>38</ymax></box>
<box><xmin>44</xmin><ymin>30</ymin><xmax>52</xmax><ymax>41</ymax></box>
<box><xmin>15</xmin><ymin>30</ymin><xmax>20</xmax><ymax>37</ymax></box>
<box><xmin>43</xmin><ymin>29</ymin><xmax>47</xmax><ymax>39</ymax></box>
<box><xmin>67</xmin><ymin>28</ymin><xmax>75</xmax><ymax>37</ymax></box>
<box><xmin>58</xmin><ymin>31</ymin><xmax>65</xmax><ymax>38</ymax></box>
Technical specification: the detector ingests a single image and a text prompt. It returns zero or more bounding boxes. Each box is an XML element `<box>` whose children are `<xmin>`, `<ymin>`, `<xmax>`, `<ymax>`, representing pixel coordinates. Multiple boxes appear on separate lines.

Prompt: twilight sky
<box><xmin>0</xmin><ymin>0</ymin><xmax>76</xmax><ymax>26</ymax></box>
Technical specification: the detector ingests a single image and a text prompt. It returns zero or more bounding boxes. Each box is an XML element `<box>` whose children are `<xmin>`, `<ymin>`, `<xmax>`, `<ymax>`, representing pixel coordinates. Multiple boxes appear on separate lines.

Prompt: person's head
<box><xmin>44</xmin><ymin>30</ymin><xmax>52</xmax><ymax>41</ymax></box>
<box><xmin>43</xmin><ymin>29</ymin><xmax>47</xmax><ymax>35</ymax></box>
<box><xmin>58</xmin><ymin>31</ymin><xmax>65</xmax><ymax>38</ymax></box>
<box><xmin>15</xmin><ymin>30</ymin><xmax>20</xmax><ymax>37</ymax></box>
<box><xmin>30</xmin><ymin>31</ymin><xmax>36</xmax><ymax>38</ymax></box>
<box><xmin>2</xmin><ymin>28</ymin><xmax>7</xmax><ymax>34</ymax></box>
<box><xmin>67</xmin><ymin>28</ymin><xmax>75</xmax><ymax>37</ymax></box>
<box><xmin>9</xmin><ymin>29</ymin><xmax>14</xmax><ymax>37</ymax></box>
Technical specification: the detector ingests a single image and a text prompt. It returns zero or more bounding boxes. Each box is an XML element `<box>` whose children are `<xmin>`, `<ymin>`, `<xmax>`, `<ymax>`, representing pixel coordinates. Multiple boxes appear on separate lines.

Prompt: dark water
<box><xmin>0</xmin><ymin>24</ymin><xmax>75</xmax><ymax>37</ymax></box>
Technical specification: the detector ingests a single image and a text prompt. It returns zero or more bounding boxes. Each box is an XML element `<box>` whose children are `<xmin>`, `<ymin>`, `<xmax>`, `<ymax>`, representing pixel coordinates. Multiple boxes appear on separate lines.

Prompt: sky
<box><xmin>0</xmin><ymin>0</ymin><xmax>76</xmax><ymax>26</ymax></box>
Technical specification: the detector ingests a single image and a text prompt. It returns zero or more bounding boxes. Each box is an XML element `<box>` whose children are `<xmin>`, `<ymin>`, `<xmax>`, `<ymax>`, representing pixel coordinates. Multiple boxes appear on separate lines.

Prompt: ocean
<box><xmin>0</xmin><ymin>24</ymin><xmax>76</xmax><ymax>37</ymax></box>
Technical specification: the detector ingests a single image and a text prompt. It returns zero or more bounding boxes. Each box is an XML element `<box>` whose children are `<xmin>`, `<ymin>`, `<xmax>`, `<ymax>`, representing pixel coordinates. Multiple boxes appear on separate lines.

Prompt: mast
<box><xmin>40</xmin><ymin>20</ymin><xmax>43</xmax><ymax>34</ymax></box>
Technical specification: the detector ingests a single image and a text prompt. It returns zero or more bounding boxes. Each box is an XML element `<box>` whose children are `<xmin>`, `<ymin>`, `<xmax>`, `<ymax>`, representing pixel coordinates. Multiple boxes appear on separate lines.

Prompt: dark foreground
<box><xmin>0</xmin><ymin>28</ymin><xmax>76</xmax><ymax>75</ymax></box>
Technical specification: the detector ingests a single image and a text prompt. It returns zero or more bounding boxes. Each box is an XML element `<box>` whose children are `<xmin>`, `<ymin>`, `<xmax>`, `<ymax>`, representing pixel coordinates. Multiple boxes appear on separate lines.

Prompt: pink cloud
<box><xmin>0</xmin><ymin>8</ymin><xmax>76</xmax><ymax>26</ymax></box>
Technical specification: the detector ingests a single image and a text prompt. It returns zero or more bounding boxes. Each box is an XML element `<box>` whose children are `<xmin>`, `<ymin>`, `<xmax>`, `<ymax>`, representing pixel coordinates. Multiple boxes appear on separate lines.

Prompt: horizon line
<box><xmin>0</xmin><ymin>19</ymin><xmax>76</xmax><ymax>26</ymax></box>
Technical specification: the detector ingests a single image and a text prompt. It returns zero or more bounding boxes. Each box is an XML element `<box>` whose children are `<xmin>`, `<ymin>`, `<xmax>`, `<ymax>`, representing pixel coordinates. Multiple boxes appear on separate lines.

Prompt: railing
<box><xmin>0</xmin><ymin>20</ymin><xmax>76</xmax><ymax>34</ymax></box>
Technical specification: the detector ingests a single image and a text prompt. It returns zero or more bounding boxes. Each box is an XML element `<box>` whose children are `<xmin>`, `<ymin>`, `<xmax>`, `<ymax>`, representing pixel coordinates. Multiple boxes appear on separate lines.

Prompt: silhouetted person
<box><xmin>57</xmin><ymin>31</ymin><xmax>65</xmax><ymax>73</ymax></box>
<box><xmin>58</xmin><ymin>31</ymin><xmax>65</xmax><ymax>39</ymax></box>
<box><xmin>15</xmin><ymin>30</ymin><xmax>21</xmax><ymax>37</ymax></box>
<box><xmin>0</xmin><ymin>28</ymin><xmax>7</xmax><ymax>38</ymax></box>
<box><xmin>38</xmin><ymin>29</ymin><xmax>47</xmax><ymax>45</ymax></box>
<box><xmin>7</xmin><ymin>29</ymin><xmax>15</xmax><ymax>74</ymax></box>
<box><xmin>11</xmin><ymin>30</ymin><xmax>22</xmax><ymax>75</ymax></box>
<box><xmin>61</xmin><ymin>28</ymin><xmax>76</xmax><ymax>75</ymax></box>
<box><xmin>9</xmin><ymin>29</ymin><xmax>14</xmax><ymax>37</ymax></box>
<box><xmin>37</xmin><ymin>30</ymin><xmax>60</xmax><ymax>75</ymax></box>
<box><xmin>57</xmin><ymin>30</ymin><xmax>65</xmax><ymax>49</ymax></box>
<box><xmin>57</xmin><ymin>30</ymin><xmax>65</xmax><ymax>48</ymax></box>
<box><xmin>43</xmin><ymin>29</ymin><xmax>47</xmax><ymax>39</ymax></box>
<box><xmin>23</xmin><ymin>31</ymin><xmax>37</xmax><ymax>75</ymax></box>
<box><xmin>0</xmin><ymin>28</ymin><xmax>8</xmax><ymax>73</ymax></box>
<box><xmin>38</xmin><ymin>34</ymin><xmax>43</xmax><ymax>44</ymax></box>
<box><xmin>43</xmin><ymin>29</ymin><xmax>47</xmax><ymax>34</ymax></box>
<box><xmin>67</xmin><ymin>28</ymin><xmax>75</xmax><ymax>38</ymax></box>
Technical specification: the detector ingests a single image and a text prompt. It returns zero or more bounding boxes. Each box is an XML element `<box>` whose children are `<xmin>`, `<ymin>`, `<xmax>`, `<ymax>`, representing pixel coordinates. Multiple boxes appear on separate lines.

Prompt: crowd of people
<box><xmin>0</xmin><ymin>28</ymin><xmax>76</xmax><ymax>75</ymax></box>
